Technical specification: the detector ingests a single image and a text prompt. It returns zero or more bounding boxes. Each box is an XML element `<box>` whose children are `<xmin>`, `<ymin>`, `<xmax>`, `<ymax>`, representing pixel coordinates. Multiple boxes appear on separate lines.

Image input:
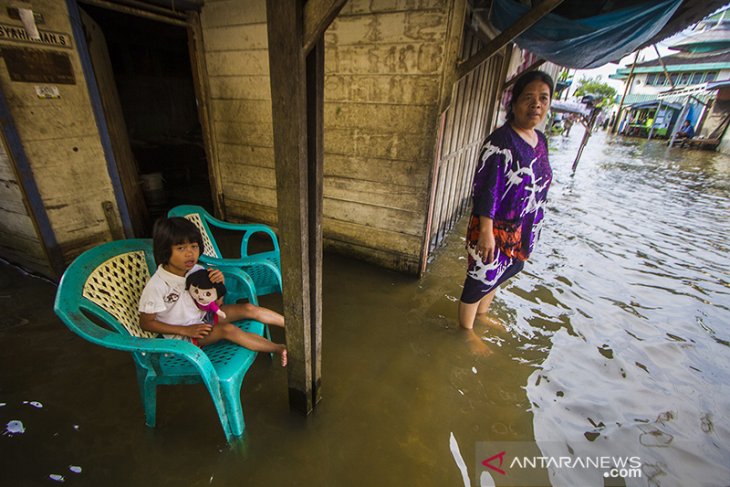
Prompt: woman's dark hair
<box><xmin>185</xmin><ymin>268</ymin><xmax>227</xmax><ymax>298</ymax></box>
<box><xmin>152</xmin><ymin>217</ymin><xmax>204</xmax><ymax>265</ymax></box>
<box><xmin>507</xmin><ymin>70</ymin><xmax>555</xmax><ymax>121</ymax></box>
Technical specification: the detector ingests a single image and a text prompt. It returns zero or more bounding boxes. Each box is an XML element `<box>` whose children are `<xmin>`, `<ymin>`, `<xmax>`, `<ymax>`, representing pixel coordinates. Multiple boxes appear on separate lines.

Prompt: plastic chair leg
<box><xmin>201</xmin><ymin>378</ymin><xmax>235</xmax><ymax>441</ymax></box>
<box><xmin>221</xmin><ymin>380</ymin><xmax>246</xmax><ymax>438</ymax></box>
<box><xmin>136</xmin><ymin>367</ymin><xmax>158</xmax><ymax>428</ymax></box>
<box><xmin>142</xmin><ymin>376</ymin><xmax>158</xmax><ymax>428</ymax></box>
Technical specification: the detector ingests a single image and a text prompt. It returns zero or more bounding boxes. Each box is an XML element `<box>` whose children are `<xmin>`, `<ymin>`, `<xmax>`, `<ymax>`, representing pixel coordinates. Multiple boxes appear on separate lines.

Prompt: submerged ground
<box><xmin>1</xmin><ymin>129</ymin><xmax>729</xmax><ymax>486</ymax></box>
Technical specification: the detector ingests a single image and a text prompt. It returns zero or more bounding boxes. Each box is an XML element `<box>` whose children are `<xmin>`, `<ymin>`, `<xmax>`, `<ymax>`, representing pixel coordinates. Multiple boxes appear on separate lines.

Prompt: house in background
<box><xmin>611</xmin><ymin>7</ymin><xmax>730</xmax><ymax>141</ymax></box>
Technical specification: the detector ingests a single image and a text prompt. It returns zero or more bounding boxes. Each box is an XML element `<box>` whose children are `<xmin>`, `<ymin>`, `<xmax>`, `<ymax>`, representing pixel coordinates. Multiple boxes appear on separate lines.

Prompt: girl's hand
<box><xmin>208</xmin><ymin>268</ymin><xmax>225</xmax><ymax>284</ymax></box>
<box><xmin>477</xmin><ymin>229</ymin><xmax>496</xmax><ymax>264</ymax></box>
<box><xmin>180</xmin><ymin>324</ymin><xmax>213</xmax><ymax>339</ymax></box>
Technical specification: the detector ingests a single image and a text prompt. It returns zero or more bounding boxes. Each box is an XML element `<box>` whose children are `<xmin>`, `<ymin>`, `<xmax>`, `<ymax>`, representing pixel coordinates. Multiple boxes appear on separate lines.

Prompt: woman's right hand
<box><xmin>181</xmin><ymin>324</ymin><xmax>213</xmax><ymax>339</ymax></box>
<box><xmin>477</xmin><ymin>228</ymin><xmax>496</xmax><ymax>264</ymax></box>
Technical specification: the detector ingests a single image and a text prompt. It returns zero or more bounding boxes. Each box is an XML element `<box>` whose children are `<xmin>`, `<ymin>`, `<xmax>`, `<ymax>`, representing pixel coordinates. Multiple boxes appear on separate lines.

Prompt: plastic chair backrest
<box><xmin>168</xmin><ymin>207</ymin><xmax>222</xmax><ymax>259</ymax></box>
<box><xmin>82</xmin><ymin>249</ymin><xmax>157</xmax><ymax>338</ymax></box>
<box><xmin>57</xmin><ymin>239</ymin><xmax>158</xmax><ymax>340</ymax></box>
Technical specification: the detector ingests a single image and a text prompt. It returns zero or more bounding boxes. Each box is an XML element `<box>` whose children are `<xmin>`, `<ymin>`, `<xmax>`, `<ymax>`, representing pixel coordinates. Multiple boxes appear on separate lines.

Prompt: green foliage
<box><xmin>573</xmin><ymin>75</ymin><xmax>617</xmax><ymax>107</ymax></box>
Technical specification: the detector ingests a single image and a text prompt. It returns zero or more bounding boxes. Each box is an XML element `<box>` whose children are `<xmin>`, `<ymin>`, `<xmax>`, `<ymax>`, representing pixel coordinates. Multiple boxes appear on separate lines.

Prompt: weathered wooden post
<box><xmin>266</xmin><ymin>0</ymin><xmax>346</xmax><ymax>414</ymax></box>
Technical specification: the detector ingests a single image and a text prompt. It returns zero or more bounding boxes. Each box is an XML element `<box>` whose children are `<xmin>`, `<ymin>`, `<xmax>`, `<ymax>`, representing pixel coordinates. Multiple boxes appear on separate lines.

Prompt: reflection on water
<box><xmin>1</xmin><ymin>129</ymin><xmax>729</xmax><ymax>486</ymax></box>
<box><xmin>521</xmin><ymin>130</ymin><xmax>730</xmax><ymax>486</ymax></box>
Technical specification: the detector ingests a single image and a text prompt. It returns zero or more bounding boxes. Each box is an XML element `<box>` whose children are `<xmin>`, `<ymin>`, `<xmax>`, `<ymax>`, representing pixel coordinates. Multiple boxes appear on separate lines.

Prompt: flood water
<box><xmin>1</xmin><ymin>128</ymin><xmax>729</xmax><ymax>486</ymax></box>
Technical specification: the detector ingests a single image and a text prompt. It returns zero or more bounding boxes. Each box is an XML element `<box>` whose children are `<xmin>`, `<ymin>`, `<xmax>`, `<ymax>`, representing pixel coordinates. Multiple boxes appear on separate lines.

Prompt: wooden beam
<box><xmin>455</xmin><ymin>0</ymin><xmax>564</xmax><ymax>81</ymax></box>
<box><xmin>611</xmin><ymin>50</ymin><xmax>639</xmax><ymax>134</ymax></box>
<box><xmin>305</xmin><ymin>38</ymin><xmax>324</xmax><ymax>406</ymax></box>
<box><xmin>653</xmin><ymin>44</ymin><xmax>675</xmax><ymax>89</ymax></box>
<box><xmin>437</xmin><ymin>0</ymin><xmax>468</xmax><ymax>113</ymax></box>
<box><xmin>266</xmin><ymin>0</ymin><xmax>323</xmax><ymax>415</ymax></box>
<box><xmin>303</xmin><ymin>0</ymin><xmax>348</xmax><ymax>55</ymax></box>
<box><xmin>502</xmin><ymin>58</ymin><xmax>545</xmax><ymax>90</ymax></box>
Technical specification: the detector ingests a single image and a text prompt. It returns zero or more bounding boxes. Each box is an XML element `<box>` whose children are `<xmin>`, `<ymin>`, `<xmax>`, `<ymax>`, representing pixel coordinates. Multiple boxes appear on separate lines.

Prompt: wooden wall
<box><xmin>0</xmin><ymin>137</ymin><xmax>50</xmax><ymax>275</ymax></box>
<box><xmin>200</xmin><ymin>0</ymin><xmax>453</xmax><ymax>274</ymax></box>
<box><xmin>427</xmin><ymin>28</ymin><xmax>506</xmax><ymax>254</ymax></box>
<box><xmin>0</xmin><ymin>0</ymin><xmax>122</xmax><ymax>276</ymax></box>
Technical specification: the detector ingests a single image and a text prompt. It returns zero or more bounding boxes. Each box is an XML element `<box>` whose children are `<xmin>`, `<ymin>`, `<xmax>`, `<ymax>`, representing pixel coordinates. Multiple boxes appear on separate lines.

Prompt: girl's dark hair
<box><xmin>507</xmin><ymin>70</ymin><xmax>555</xmax><ymax>121</ymax></box>
<box><xmin>152</xmin><ymin>217</ymin><xmax>204</xmax><ymax>265</ymax></box>
<box><xmin>185</xmin><ymin>268</ymin><xmax>227</xmax><ymax>298</ymax></box>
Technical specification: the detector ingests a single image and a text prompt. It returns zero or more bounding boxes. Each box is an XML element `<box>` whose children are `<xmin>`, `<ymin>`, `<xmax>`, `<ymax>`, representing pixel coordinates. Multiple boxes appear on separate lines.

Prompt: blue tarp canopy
<box><xmin>491</xmin><ymin>0</ymin><xmax>683</xmax><ymax>69</ymax></box>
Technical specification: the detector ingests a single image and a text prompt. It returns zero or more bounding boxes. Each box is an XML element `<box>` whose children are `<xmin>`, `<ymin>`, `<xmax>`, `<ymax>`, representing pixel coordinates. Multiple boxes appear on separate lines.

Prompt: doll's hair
<box><xmin>185</xmin><ymin>268</ymin><xmax>227</xmax><ymax>298</ymax></box>
<box><xmin>506</xmin><ymin>70</ymin><xmax>554</xmax><ymax>121</ymax></box>
<box><xmin>152</xmin><ymin>217</ymin><xmax>205</xmax><ymax>265</ymax></box>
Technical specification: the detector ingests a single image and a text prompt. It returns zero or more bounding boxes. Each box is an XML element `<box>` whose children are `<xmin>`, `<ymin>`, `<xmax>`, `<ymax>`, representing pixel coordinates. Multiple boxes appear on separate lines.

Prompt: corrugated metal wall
<box><xmin>427</xmin><ymin>28</ymin><xmax>506</xmax><ymax>254</ymax></box>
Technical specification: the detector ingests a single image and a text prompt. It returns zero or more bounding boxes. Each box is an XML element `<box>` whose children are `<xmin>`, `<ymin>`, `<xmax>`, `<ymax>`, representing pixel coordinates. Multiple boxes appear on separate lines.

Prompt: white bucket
<box><xmin>140</xmin><ymin>172</ymin><xmax>166</xmax><ymax>206</ymax></box>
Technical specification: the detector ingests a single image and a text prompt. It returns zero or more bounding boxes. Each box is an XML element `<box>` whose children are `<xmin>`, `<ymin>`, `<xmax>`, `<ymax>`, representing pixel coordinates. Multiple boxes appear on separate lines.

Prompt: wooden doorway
<box><xmin>79</xmin><ymin>1</ymin><xmax>216</xmax><ymax>234</ymax></box>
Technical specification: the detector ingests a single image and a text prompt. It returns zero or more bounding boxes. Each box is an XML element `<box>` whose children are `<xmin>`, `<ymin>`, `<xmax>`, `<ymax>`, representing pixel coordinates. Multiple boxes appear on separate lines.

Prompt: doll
<box><xmin>185</xmin><ymin>269</ymin><xmax>227</xmax><ymax>324</ymax></box>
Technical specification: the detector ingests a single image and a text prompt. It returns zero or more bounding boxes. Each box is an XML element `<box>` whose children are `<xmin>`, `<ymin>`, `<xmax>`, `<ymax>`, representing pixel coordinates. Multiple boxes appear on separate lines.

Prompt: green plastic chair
<box><xmin>167</xmin><ymin>205</ymin><xmax>282</xmax><ymax>296</ymax></box>
<box><xmin>53</xmin><ymin>239</ymin><xmax>266</xmax><ymax>442</ymax></box>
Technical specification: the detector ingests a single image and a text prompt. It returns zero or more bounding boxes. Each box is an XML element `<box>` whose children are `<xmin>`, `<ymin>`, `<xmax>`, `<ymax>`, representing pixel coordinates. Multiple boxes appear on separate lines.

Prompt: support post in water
<box><xmin>572</xmin><ymin>108</ymin><xmax>601</xmax><ymax>174</ymax></box>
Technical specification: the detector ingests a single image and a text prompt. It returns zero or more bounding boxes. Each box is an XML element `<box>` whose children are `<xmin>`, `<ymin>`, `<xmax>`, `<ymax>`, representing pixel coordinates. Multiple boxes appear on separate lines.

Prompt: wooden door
<box><xmin>80</xmin><ymin>9</ymin><xmax>148</xmax><ymax>236</ymax></box>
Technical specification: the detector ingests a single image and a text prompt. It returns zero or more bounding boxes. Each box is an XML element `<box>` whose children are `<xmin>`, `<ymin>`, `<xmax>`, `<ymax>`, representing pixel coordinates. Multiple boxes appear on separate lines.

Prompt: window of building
<box><xmin>670</xmin><ymin>73</ymin><xmax>679</xmax><ymax>86</ymax></box>
<box><xmin>646</xmin><ymin>73</ymin><xmax>657</xmax><ymax>85</ymax></box>
<box><xmin>679</xmin><ymin>73</ymin><xmax>691</xmax><ymax>85</ymax></box>
<box><xmin>705</xmin><ymin>71</ymin><xmax>718</xmax><ymax>83</ymax></box>
<box><xmin>690</xmin><ymin>72</ymin><xmax>704</xmax><ymax>84</ymax></box>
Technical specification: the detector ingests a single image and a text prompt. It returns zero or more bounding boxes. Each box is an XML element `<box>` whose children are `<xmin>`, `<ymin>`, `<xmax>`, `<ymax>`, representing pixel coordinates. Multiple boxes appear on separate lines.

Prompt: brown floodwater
<box><xmin>1</xmin><ymin>128</ymin><xmax>729</xmax><ymax>486</ymax></box>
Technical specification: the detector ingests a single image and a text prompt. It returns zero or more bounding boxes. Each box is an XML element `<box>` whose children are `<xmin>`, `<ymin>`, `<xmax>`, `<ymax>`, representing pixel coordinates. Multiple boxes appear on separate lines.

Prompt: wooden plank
<box><xmin>456</xmin><ymin>0</ymin><xmax>564</xmax><ymax>81</ymax></box>
<box><xmin>341</xmin><ymin>0</ymin><xmax>448</xmax><ymax>15</ymax></box>
<box><xmin>204</xmin><ymin>23</ymin><xmax>268</xmax><ymax>52</ymax></box>
<box><xmin>201</xmin><ymin>0</ymin><xmax>267</xmax><ymax>28</ymax></box>
<box><xmin>324</xmin><ymin>154</ymin><xmax>430</xmax><ymax>187</ymax></box>
<box><xmin>323</xmin><ymin>217</ymin><xmax>422</xmax><ymax>255</ymax></box>
<box><xmin>325</xmin><ymin>43</ymin><xmax>444</xmax><ymax>75</ymax></box>
<box><xmin>221</xmin><ymin>180</ymin><xmax>277</xmax><ymax>206</ymax></box>
<box><xmin>220</xmin><ymin>162</ymin><xmax>276</xmax><ymax>186</ymax></box>
<box><xmin>218</xmin><ymin>143</ymin><xmax>275</xmax><ymax>167</ymax></box>
<box><xmin>0</xmin><ymin>178</ymin><xmax>26</xmax><ymax>214</ymax></box>
<box><xmin>205</xmin><ymin>50</ymin><xmax>270</xmax><ymax>76</ymax></box>
<box><xmin>323</xmin><ymin>198</ymin><xmax>422</xmax><ymax>236</ymax></box>
<box><xmin>214</xmin><ymin>120</ymin><xmax>274</xmax><ymax>147</ymax></box>
<box><xmin>0</xmin><ymin>207</ymin><xmax>39</xmax><ymax>240</ymax></box>
<box><xmin>303</xmin><ymin>0</ymin><xmax>348</xmax><ymax>54</ymax></box>
<box><xmin>323</xmin><ymin>236</ymin><xmax>419</xmax><ymax>275</ymax></box>
<box><xmin>210</xmin><ymin>99</ymin><xmax>273</xmax><ymax>123</ymax></box>
<box><xmin>225</xmin><ymin>198</ymin><xmax>278</xmax><ymax>226</ymax></box>
<box><xmin>324</xmin><ymin>177</ymin><xmax>426</xmax><ymax>212</ymax></box>
<box><xmin>324</xmin><ymin>103</ymin><xmax>437</xmax><ymax>134</ymax></box>
<box><xmin>436</xmin><ymin>0</ymin><xmax>466</xmax><ymax>112</ymax></box>
<box><xmin>324</xmin><ymin>128</ymin><xmax>431</xmax><ymax>161</ymax></box>
<box><xmin>326</xmin><ymin>11</ymin><xmax>447</xmax><ymax>46</ymax></box>
<box><xmin>187</xmin><ymin>11</ymin><xmax>224</xmax><ymax>218</ymax></box>
<box><xmin>325</xmin><ymin>74</ymin><xmax>441</xmax><ymax>105</ymax></box>
<box><xmin>209</xmin><ymin>75</ymin><xmax>272</xmax><ymax>100</ymax></box>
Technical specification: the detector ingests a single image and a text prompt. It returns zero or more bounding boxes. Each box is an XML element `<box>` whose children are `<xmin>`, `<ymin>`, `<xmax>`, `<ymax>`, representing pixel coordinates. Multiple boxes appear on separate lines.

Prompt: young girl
<box><xmin>138</xmin><ymin>217</ymin><xmax>287</xmax><ymax>366</ymax></box>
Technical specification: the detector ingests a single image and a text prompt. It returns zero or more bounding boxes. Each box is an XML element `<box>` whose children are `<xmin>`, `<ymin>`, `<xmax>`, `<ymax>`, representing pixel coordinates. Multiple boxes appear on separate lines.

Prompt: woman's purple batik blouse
<box><xmin>464</xmin><ymin>123</ymin><xmax>552</xmax><ymax>296</ymax></box>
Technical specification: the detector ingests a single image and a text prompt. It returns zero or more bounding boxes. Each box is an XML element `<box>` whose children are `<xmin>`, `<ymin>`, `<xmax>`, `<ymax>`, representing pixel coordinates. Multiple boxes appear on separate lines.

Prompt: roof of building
<box><xmin>470</xmin><ymin>0</ymin><xmax>729</xmax><ymax>69</ymax></box>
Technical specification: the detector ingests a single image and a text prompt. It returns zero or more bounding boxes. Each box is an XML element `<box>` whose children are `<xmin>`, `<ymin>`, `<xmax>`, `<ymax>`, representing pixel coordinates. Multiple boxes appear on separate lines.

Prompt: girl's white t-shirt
<box><xmin>138</xmin><ymin>264</ymin><xmax>206</xmax><ymax>327</ymax></box>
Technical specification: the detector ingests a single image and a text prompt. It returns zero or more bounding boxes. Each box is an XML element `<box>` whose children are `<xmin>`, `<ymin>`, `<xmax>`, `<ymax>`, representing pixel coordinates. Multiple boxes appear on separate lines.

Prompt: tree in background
<box><xmin>573</xmin><ymin>76</ymin><xmax>617</xmax><ymax>108</ymax></box>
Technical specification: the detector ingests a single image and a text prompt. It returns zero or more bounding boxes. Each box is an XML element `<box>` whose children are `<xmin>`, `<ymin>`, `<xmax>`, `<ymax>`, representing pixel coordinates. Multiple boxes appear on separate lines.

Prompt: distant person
<box><xmin>676</xmin><ymin>120</ymin><xmax>695</xmax><ymax>140</ymax></box>
<box><xmin>458</xmin><ymin>70</ymin><xmax>554</xmax><ymax>342</ymax></box>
